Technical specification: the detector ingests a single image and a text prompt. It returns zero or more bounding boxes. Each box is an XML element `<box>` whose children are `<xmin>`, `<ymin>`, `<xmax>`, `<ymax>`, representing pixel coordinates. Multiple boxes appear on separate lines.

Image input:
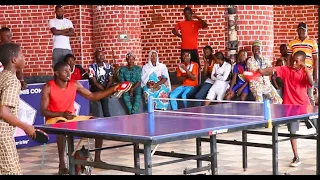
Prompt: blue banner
<box><xmin>15</xmin><ymin>80</ymin><xmax>90</xmax><ymax>148</ymax></box>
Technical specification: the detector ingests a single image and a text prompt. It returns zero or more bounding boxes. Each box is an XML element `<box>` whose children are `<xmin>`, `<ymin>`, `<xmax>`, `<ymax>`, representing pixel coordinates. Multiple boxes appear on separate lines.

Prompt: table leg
<box><xmin>133</xmin><ymin>143</ymin><xmax>140</xmax><ymax>175</ymax></box>
<box><xmin>210</xmin><ymin>135</ymin><xmax>218</xmax><ymax>175</ymax></box>
<box><xmin>144</xmin><ymin>144</ymin><xmax>152</xmax><ymax>175</ymax></box>
<box><xmin>272</xmin><ymin>125</ymin><xmax>279</xmax><ymax>175</ymax></box>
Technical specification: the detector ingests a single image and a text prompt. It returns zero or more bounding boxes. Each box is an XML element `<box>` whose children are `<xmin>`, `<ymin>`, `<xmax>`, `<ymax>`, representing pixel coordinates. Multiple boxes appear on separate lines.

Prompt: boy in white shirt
<box><xmin>49</xmin><ymin>5</ymin><xmax>75</xmax><ymax>67</ymax></box>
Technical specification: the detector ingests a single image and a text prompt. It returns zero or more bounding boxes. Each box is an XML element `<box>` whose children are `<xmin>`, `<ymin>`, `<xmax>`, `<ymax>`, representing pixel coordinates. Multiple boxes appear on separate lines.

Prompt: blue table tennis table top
<box><xmin>36</xmin><ymin>103</ymin><xmax>318</xmax><ymax>144</ymax></box>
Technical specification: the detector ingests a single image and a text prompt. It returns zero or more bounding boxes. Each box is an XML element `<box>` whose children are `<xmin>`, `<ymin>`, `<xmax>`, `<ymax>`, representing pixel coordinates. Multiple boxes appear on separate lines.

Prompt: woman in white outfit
<box><xmin>204</xmin><ymin>52</ymin><xmax>232</xmax><ymax>105</ymax></box>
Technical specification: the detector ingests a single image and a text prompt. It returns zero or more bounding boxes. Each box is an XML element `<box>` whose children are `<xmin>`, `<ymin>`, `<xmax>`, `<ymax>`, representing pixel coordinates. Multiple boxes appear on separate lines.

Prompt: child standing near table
<box><xmin>0</xmin><ymin>43</ymin><xmax>36</xmax><ymax>174</ymax></box>
<box><xmin>257</xmin><ymin>50</ymin><xmax>314</xmax><ymax>167</ymax></box>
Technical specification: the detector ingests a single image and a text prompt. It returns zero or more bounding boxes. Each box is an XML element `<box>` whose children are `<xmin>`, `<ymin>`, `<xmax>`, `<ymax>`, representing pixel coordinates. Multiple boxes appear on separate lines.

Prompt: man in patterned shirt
<box><xmin>0</xmin><ymin>43</ymin><xmax>36</xmax><ymax>175</ymax></box>
<box><xmin>88</xmin><ymin>49</ymin><xmax>113</xmax><ymax>117</ymax></box>
<box><xmin>246</xmin><ymin>40</ymin><xmax>282</xmax><ymax>104</ymax></box>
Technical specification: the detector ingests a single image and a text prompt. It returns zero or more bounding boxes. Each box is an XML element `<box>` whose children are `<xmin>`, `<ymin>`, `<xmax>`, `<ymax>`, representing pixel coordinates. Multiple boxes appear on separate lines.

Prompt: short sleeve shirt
<box><xmin>0</xmin><ymin>70</ymin><xmax>21</xmax><ymax>134</ymax></box>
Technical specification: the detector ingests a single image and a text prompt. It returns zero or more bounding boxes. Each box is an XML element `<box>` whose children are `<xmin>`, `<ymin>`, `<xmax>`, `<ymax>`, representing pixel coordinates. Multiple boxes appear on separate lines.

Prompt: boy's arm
<box><xmin>313</xmin><ymin>54</ymin><xmax>318</xmax><ymax>83</ymax></box>
<box><xmin>303</xmin><ymin>66</ymin><xmax>314</xmax><ymax>86</ymax></box>
<box><xmin>185</xmin><ymin>67</ymin><xmax>197</xmax><ymax>80</ymax></box>
<box><xmin>272</xmin><ymin>74</ymin><xmax>279</xmax><ymax>89</ymax></box>
<box><xmin>211</xmin><ymin>66</ymin><xmax>218</xmax><ymax>80</ymax></box>
<box><xmin>258</xmin><ymin>67</ymin><xmax>275</xmax><ymax>76</ymax></box>
<box><xmin>0</xmin><ymin>79</ymin><xmax>35</xmax><ymax>137</ymax></box>
<box><xmin>177</xmin><ymin>66</ymin><xmax>187</xmax><ymax>82</ymax></box>
<box><xmin>193</xmin><ymin>13</ymin><xmax>208</xmax><ymax>29</ymax></box>
<box><xmin>0</xmin><ymin>105</ymin><xmax>35</xmax><ymax>138</ymax></box>
<box><xmin>172</xmin><ymin>22</ymin><xmax>182</xmax><ymax>38</ymax></box>
<box><xmin>76</xmin><ymin>80</ymin><xmax>118</xmax><ymax>101</ymax></box>
<box><xmin>216</xmin><ymin>64</ymin><xmax>232</xmax><ymax>81</ymax></box>
<box><xmin>229</xmin><ymin>73</ymin><xmax>237</xmax><ymax>90</ymax></box>
<box><xmin>16</xmin><ymin>69</ymin><xmax>27</xmax><ymax>90</ymax></box>
<box><xmin>312</xmin><ymin>41</ymin><xmax>318</xmax><ymax>83</ymax></box>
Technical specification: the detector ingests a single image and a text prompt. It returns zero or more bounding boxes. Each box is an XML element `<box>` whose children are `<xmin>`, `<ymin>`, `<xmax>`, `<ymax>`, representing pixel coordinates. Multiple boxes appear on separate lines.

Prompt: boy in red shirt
<box><xmin>258</xmin><ymin>50</ymin><xmax>314</xmax><ymax>167</ymax></box>
<box><xmin>172</xmin><ymin>7</ymin><xmax>208</xmax><ymax>66</ymax></box>
<box><xmin>40</xmin><ymin>61</ymin><xmax>130</xmax><ymax>174</ymax></box>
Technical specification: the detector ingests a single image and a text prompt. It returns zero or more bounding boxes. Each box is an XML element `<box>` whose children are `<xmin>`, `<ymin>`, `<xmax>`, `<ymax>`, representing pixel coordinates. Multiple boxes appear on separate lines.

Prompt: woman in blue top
<box><xmin>225</xmin><ymin>49</ymin><xmax>250</xmax><ymax>101</ymax></box>
<box><xmin>141</xmin><ymin>50</ymin><xmax>171</xmax><ymax>110</ymax></box>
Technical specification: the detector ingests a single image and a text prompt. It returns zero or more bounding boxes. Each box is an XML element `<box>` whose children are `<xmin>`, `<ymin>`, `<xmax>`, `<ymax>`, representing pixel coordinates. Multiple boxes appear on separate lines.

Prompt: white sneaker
<box><xmin>290</xmin><ymin>157</ymin><xmax>301</xmax><ymax>167</ymax></box>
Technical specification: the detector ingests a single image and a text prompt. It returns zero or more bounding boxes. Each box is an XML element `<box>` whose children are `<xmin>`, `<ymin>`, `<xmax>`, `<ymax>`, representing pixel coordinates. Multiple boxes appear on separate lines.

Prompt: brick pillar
<box><xmin>92</xmin><ymin>5</ymin><xmax>142</xmax><ymax>66</ymax></box>
<box><xmin>237</xmin><ymin>5</ymin><xmax>274</xmax><ymax>61</ymax></box>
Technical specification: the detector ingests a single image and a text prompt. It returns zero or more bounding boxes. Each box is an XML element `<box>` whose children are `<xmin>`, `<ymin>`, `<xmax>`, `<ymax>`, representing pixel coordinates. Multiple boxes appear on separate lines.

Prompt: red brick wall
<box><xmin>0</xmin><ymin>5</ymin><xmax>317</xmax><ymax>77</ymax></box>
<box><xmin>0</xmin><ymin>5</ymin><xmax>54</xmax><ymax>76</ymax></box>
<box><xmin>273</xmin><ymin>5</ymin><xmax>318</xmax><ymax>61</ymax></box>
<box><xmin>92</xmin><ymin>5</ymin><xmax>142</xmax><ymax>67</ymax></box>
<box><xmin>64</xmin><ymin>5</ymin><xmax>94</xmax><ymax>70</ymax></box>
<box><xmin>237</xmin><ymin>5</ymin><xmax>274</xmax><ymax>61</ymax></box>
<box><xmin>140</xmin><ymin>5</ymin><xmax>226</xmax><ymax>71</ymax></box>
<box><xmin>0</xmin><ymin>5</ymin><xmax>94</xmax><ymax>76</ymax></box>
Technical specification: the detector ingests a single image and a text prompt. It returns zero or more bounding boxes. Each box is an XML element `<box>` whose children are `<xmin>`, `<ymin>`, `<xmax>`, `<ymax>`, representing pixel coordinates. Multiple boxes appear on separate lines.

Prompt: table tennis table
<box><xmin>35</xmin><ymin>102</ymin><xmax>319</xmax><ymax>175</ymax></box>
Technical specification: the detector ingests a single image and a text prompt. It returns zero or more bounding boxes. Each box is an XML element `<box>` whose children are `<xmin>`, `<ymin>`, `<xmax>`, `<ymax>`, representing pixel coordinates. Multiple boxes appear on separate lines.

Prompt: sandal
<box><xmin>58</xmin><ymin>168</ymin><xmax>69</xmax><ymax>175</ymax></box>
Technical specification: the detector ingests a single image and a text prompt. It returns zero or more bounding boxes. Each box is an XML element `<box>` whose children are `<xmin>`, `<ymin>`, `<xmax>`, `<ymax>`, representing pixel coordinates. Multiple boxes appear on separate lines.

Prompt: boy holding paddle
<box><xmin>40</xmin><ymin>60</ymin><xmax>131</xmax><ymax>175</ymax></box>
<box><xmin>0</xmin><ymin>43</ymin><xmax>36</xmax><ymax>174</ymax></box>
<box><xmin>245</xmin><ymin>50</ymin><xmax>314</xmax><ymax>167</ymax></box>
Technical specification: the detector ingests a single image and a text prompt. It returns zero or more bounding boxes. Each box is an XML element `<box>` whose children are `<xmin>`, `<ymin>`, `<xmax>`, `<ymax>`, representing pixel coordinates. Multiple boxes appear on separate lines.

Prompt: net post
<box><xmin>148</xmin><ymin>95</ymin><xmax>154</xmax><ymax>114</ymax></box>
<box><xmin>148</xmin><ymin>113</ymin><xmax>155</xmax><ymax>135</ymax></box>
<box><xmin>263</xmin><ymin>98</ymin><xmax>272</xmax><ymax>128</ymax></box>
<box><xmin>147</xmin><ymin>95</ymin><xmax>155</xmax><ymax>135</ymax></box>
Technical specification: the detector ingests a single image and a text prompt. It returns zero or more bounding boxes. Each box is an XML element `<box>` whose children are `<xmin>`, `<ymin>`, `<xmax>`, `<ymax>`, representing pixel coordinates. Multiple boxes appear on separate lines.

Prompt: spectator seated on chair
<box><xmin>118</xmin><ymin>52</ymin><xmax>143</xmax><ymax>115</ymax></box>
<box><xmin>141</xmin><ymin>50</ymin><xmax>171</xmax><ymax>110</ymax></box>
<box><xmin>63</xmin><ymin>54</ymin><xmax>88</xmax><ymax>81</ymax></box>
<box><xmin>204</xmin><ymin>52</ymin><xmax>232</xmax><ymax>106</ymax></box>
<box><xmin>169</xmin><ymin>51</ymin><xmax>199</xmax><ymax>110</ymax></box>
<box><xmin>225</xmin><ymin>49</ymin><xmax>250</xmax><ymax>101</ymax></box>
<box><xmin>187</xmin><ymin>45</ymin><xmax>215</xmax><ymax>107</ymax></box>
<box><xmin>88</xmin><ymin>49</ymin><xmax>113</xmax><ymax>118</ymax></box>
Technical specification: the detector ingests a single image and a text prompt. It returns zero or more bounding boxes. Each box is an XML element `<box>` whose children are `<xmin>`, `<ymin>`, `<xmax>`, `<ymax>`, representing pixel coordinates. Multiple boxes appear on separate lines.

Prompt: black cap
<box><xmin>297</xmin><ymin>22</ymin><xmax>307</xmax><ymax>30</ymax></box>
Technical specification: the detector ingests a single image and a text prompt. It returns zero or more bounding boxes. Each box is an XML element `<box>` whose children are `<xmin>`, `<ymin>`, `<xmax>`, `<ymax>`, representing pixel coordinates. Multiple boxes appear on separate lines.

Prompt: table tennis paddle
<box><xmin>31</xmin><ymin>129</ymin><xmax>49</xmax><ymax>144</ymax></box>
<box><xmin>113</xmin><ymin>81</ymin><xmax>132</xmax><ymax>98</ymax></box>
<box><xmin>243</xmin><ymin>71</ymin><xmax>262</xmax><ymax>82</ymax></box>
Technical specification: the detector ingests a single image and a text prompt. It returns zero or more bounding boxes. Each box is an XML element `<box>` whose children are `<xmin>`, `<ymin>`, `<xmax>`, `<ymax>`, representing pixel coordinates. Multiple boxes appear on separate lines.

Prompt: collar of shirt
<box><xmin>295</xmin><ymin>36</ymin><xmax>311</xmax><ymax>42</ymax></box>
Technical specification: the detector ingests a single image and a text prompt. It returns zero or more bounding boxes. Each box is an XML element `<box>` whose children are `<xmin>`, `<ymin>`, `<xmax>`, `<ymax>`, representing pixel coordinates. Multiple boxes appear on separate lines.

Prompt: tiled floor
<box><xmin>18</xmin><ymin>124</ymin><xmax>317</xmax><ymax>175</ymax></box>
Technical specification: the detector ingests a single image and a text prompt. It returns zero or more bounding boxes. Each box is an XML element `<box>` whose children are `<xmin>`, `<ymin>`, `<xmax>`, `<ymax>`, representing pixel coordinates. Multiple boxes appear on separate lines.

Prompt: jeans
<box><xmin>190</xmin><ymin>82</ymin><xmax>213</xmax><ymax>107</ymax></box>
<box><xmin>169</xmin><ymin>86</ymin><xmax>194</xmax><ymax>110</ymax></box>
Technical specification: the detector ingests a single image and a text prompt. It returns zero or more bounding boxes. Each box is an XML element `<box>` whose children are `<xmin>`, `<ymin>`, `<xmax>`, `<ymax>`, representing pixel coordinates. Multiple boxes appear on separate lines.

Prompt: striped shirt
<box><xmin>288</xmin><ymin>36</ymin><xmax>318</xmax><ymax>72</ymax></box>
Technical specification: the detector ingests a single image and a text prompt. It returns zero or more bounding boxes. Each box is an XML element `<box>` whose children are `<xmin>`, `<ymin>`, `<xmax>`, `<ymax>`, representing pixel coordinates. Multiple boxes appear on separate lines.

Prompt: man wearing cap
<box><xmin>287</xmin><ymin>22</ymin><xmax>318</xmax><ymax>106</ymax></box>
<box><xmin>246</xmin><ymin>40</ymin><xmax>283</xmax><ymax>104</ymax></box>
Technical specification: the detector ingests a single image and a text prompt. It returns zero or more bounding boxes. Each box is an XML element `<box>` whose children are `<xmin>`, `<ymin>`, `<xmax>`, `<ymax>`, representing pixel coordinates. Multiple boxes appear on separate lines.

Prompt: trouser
<box><xmin>187</xmin><ymin>82</ymin><xmax>213</xmax><ymax>107</ymax></box>
<box><xmin>52</xmin><ymin>48</ymin><xmax>73</xmax><ymax>68</ymax></box>
<box><xmin>90</xmin><ymin>97</ymin><xmax>110</xmax><ymax>117</ymax></box>
<box><xmin>122</xmin><ymin>87</ymin><xmax>142</xmax><ymax>115</ymax></box>
<box><xmin>169</xmin><ymin>86</ymin><xmax>194</xmax><ymax>110</ymax></box>
<box><xmin>307</xmin><ymin>76</ymin><xmax>316</xmax><ymax>106</ymax></box>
